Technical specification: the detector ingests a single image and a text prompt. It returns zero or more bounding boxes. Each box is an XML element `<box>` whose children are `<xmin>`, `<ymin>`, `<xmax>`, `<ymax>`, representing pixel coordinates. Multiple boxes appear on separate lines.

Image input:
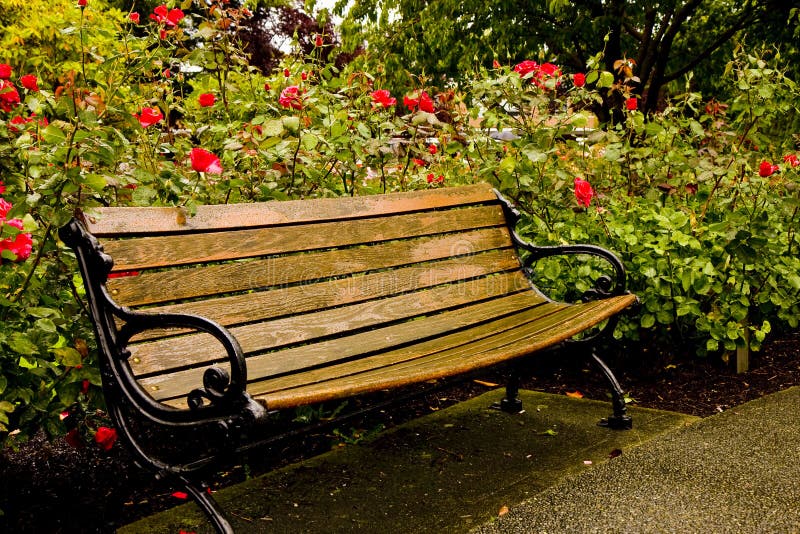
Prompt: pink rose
<box><xmin>278</xmin><ymin>85</ymin><xmax>303</xmax><ymax>110</ymax></box>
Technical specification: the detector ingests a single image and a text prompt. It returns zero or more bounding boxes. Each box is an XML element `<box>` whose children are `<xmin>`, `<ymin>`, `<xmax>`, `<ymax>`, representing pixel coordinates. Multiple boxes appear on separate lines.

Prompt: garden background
<box><xmin>0</xmin><ymin>0</ymin><xmax>799</xmax><ymax>506</ymax></box>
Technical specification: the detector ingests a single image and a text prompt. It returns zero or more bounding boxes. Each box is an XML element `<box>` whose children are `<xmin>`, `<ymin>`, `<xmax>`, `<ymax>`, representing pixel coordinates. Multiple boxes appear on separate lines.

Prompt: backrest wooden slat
<box><xmin>102</xmin><ymin>204</ymin><xmax>506</xmax><ymax>271</ymax></box>
<box><xmin>128</xmin><ymin>248</ymin><xmax>524</xmax><ymax>341</ymax></box>
<box><xmin>108</xmin><ymin>227</ymin><xmax>515</xmax><ymax>307</ymax></box>
<box><xmin>83</xmin><ymin>183</ymin><xmax>499</xmax><ymax>235</ymax></box>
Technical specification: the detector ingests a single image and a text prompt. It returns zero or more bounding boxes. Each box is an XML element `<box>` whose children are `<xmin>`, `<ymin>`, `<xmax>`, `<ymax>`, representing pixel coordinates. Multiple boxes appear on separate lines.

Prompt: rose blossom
<box><xmin>370</xmin><ymin>89</ymin><xmax>396</xmax><ymax>108</ymax></box>
<box><xmin>278</xmin><ymin>85</ymin><xmax>303</xmax><ymax>110</ymax></box>
<box><xmin>513</xmin><ymin>60</ymin><xmax>539</xmax><ymax>77</ymax></box>
<box><xmin>20</xmin><ymin>74</ymin><xmax>38</xmax><ymax>92</ymax></box>
<box><xmin>759</xmin><ymin>160</ymin><xmax>779</xmax><ymax>177</ymax></box>
<box><xmin>0</xmin><ymin>64</ymin><xmax>11</xmax><ymax>79</ymax></box>
<box><xmin>134</xmin><ymin>106</ymin><xmax>163</xmax><ymax>128</ymax></box>
<box><xmin>783</xmin><ymin>154</ymin><xmax>799</xmax><ymax>168</ymax></box>
<box><xmin>0</xmin><ymin>218</ymin><xmax>33</xmax><ymax>262</ymax></box>
<box><xmin>573</xmin><ymin>177</ymin><xmax>594</xmax><ymax>207</ymax></box>
<box><xmin>0</xmin><ymin>80</ymin><xmax>21</xmax><ymax>112</ymax></box>
<box><xmin>573</xmin><ymin>72</ymin><xmax>586</xmax><ymax>87</ymax></box>
<box><xmin>94</xmin><ymin>426</ymin><xmax>117</xmax><ymax>451</ymax></box>
<box><xmin>190</xmin><ymin>148</ymin><xmax>223</xmax><ymax>174</ymax></box>
<box><xmin>625</xmin><ymin>97</ymin><xmax>638</xmax><ymax>111</ymax></box>
<box><xmin>129</xmin><ymin>12</ymin><xmax>140</xmax><ymax>23</ymax></box>
<box><xmin>198</xmin><ymin>93</ymin><xmax>216</xmax><ymax>107</ymax></box>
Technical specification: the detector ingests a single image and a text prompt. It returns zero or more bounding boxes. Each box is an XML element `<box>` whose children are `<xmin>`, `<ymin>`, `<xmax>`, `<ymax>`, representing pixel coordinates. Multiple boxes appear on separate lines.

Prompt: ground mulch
<box><xmin>1</xmin><ymin>330</ymin><xmax>799</xmax><ymax>533</ymax></box>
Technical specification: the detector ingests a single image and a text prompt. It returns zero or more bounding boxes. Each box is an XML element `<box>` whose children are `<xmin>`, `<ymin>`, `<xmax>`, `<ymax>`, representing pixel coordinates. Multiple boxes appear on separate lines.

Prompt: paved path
<box><xmin>473</xmin><ymin>386</ymin><xmax>800</xmax><ymax>533</ymax></box>
<box><xmin>120</xmin><ymin>389</ymin><xmax>695</xmax><ymax>533</ymax></box>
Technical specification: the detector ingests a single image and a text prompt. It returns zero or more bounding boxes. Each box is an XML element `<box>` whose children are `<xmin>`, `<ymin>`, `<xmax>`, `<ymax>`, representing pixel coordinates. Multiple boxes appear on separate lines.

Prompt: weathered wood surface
<box><xmin>81</xmin><ymin>184</ymin><xmax>636</xmax><ymax>412</ymax></box>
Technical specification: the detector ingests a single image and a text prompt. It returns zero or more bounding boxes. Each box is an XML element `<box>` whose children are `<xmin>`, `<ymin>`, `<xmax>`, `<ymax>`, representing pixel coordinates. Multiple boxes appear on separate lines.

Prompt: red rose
<box><xmin>428</xmin><ymin>144</ymin><xmax>437</xmax><ymax>155</ymax></box>
<box><xmin>198</xmin><ymin>93</ymin><xmax>216</xmax><ymax>107</ymax></box>
<box><xmin>134</xmin><ymin>106</ymin><xmax>163</xmax><ymax>128</ymax></box>
<box><xmin>301</xmin><ymin>71</ymin><xmax>308</xmax><ymax>81</ymax></box>
<box><xmin>513</xmin><ymin>60</ymin><xmax>539</xmax><ymax>77</ymax></box>
<box><xmin>573</xmin><ymin>177</ymin><xmax>594</xmax><ymax>207</ymax></box>
<box><xmin>315</xmin><ymin>34</ymin><xmax>323</xmax><ymax>47</ymax></box>
<box><xmin>625</xmin><ymin>97</ymin><xmax>638</xmax><ymax>111</ymax></box>
<box><xmin>0</xmin><ymin>182</ymin><xmax>5</xmax><ymax>194</ymax></box>
<box><xmin>78</xmin><ymin>0</ymin><xmax>87</xmax><ymax>7</ymax></box>
<box><xmin>573</xmin><ymin>72</ymin><xmax>586</xmax><ymax>87</ymax></box>
<box><xmin>418</xmin><ymin>91</ymin><xmax>435</xmax><ymax>113</ymax></box>
<box><xmin>0</xmin><ymin>218</ymin><xmax>33</xmax><ymax>262</ymax></box>
<box><xmin>94</xmin><ymin>426</ymin><xmax>117</xmax><ymax>451</ymax></box>
<box><xmin>783</xmin><ymin>154</ymin><xmax>799</xmax><ymax>168</ymax></box>
<box><xmin>129</xmin><ymin>12</ymin><xmax>140</xmax><ymax>23</ymax></box>
<box><xmin>370</xmin><ymin>89</ymin><xmax>396</xmax><ymax>108</ymax></box>
<box><xmin>20</xmin><ymin>74</ymin><xmax>38</xmax><ymax>92</ymax></box>
<box><xmin>163</xmin><ymin>68</ymin><xmax>171</xmax><ymax>78</ymax></box>
<box><xmin>278</xmin><ymin>85</ymin><xmax>303</xmax><ymax>110</ymax></box>
<box><xmin>0</xmin><ymin>198</ymin><xmax>11</xmax><ymax>219</ymax></box>
<box><xmin>150</xmin><ymin>5</ymin><xmax>184</xmax><ymax>27</ymax></box>
<box><xmin>0</xmin><ymin>64</ymin><xmax>11</xmax><ymax>79</ymax></box>
<box><xmin>492</xmin><ymin>59</ymin><xmax>501</xmax><ymax>69</ymax></box>
<box><xmin>264</xmin><ymin>83</ymin><xmax>270</xmax><ymax>91</ymax></box>
<box><xmin>759</xmin><ymin>160</ymin><xmax>779</xmax><ymax>177</ymax></box>
<box><xmin>283</xmin><ymin>68</ymin><xmax>290</xmax><ymax>77</ymax></box>
<box><xmin>190</xmin><ymin>148</ymin><xmax>223</xmax><ymax>174</ymax></box>
<box><xmin>413</xmin><ymin>158</ymin><xmax>425</xmax><ymax>167</ymax></box>
<box><xmin>0</xmin><ymin>80</ymin><xmax>21</xmax><ymax>112</ymax></box>
<box><xmin>404</xmin><ymin>91</ymin><xmax>434</xmax><ymax>113</ymax></box>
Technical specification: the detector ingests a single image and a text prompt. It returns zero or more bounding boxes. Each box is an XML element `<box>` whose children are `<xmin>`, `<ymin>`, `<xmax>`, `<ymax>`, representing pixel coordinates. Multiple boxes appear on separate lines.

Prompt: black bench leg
<box><xmin>176</xmin><ymin>475</ymin><xmax>234</xmax><ymax>534</ymax></box>
<box><xmin>589</xmin><ymin>350</ymin><xmax>633</xmax><ymax>430</ymax></box>
<box><xmin>492</xmin><ymin>367</ymin><xmax>525</xmax><ymax>414</ymax></box>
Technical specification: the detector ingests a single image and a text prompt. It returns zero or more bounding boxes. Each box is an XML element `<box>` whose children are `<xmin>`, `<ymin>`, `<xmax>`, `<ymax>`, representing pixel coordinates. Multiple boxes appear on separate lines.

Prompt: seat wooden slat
<box><xmin>103</xmin><ymin>204</ymin><xmax>506</xmax><ymax>271</ymax></box>
<box><xmin>108</xmin><ymin>227</ymin><xmax>515</xmax><ymax>307</ymax></box>
<box><xmin>137</xmin><ymin>291</ymin><xmax>552</xmax><ymax>400</ymax></box>
<box><xmin>255</xmin><ymin>294</ymin><xmax>637</xmax><ymax>409</ymax></box>
<box><xmin>83</xmin><ymin>183</ymin><xmax>499</xmax><ymax>236</ymax></box>
<box><xmin>157</xmin><ymin>294</ymin><xmax>636</xmax><ymax>409</ymax></box>
<box><xmin>129</xmin><ymin>273</ymin><xmax>539</xmax><ymax>378</ymax></box>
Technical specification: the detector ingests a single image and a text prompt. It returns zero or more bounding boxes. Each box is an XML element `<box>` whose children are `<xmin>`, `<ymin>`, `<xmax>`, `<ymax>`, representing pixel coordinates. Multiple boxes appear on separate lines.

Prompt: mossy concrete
<box><xmin>120</xmin><ymin>389</ymin><xmax>697</xmax><ymax>533</ymax></box>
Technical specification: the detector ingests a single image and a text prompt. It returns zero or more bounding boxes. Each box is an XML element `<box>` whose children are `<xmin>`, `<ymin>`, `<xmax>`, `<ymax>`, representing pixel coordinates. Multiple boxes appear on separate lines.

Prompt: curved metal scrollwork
<box><xmin>188</xmin><ymin>367</ymin><xmax>234</xmax><ymax>411</ymax></box>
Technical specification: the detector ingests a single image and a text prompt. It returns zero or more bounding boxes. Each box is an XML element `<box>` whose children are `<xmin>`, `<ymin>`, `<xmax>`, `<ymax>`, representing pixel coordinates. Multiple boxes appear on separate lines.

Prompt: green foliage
<box><xmin>0</xmin><ymin>1</ymin><xmax>798</xmax><ymax>448</ymax></box>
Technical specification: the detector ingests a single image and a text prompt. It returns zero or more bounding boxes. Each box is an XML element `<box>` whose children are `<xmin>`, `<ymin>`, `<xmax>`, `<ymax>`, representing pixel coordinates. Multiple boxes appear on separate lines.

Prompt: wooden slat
<box><xmin>83</xmin><ymin>183</ymin><xmax>499</xmax><ymax>235</ymax></box>
<box><xmin>128</xmin><ymin>248</ymin><xmax>524</xmax><ymax>341</ymax></box>
<box><xmin>136</xmin><ymin>291</ymin><xmax>552</xmax><ymax>400</ymax></box>
<box><xmin>157</xmin><ymin>294</ymin><xmax>637</xmax><ymax>408</ymax></box>
<box><xmin>108</xmin><ymin>228</ymin><xmax>515</xmax><ymax>307</ymax></box>
<box><xmin>103</xmin><ymin>205</ymin><xmax>506</xmax><ymax>271</ymax></box>
<box><xmin>257</xmin><ymin>295</ymin><xmax>638</xmax><ymax>409</ymax></box>
<box><xmin>248</xmin><ymin>297</ymin><xmax>627</xmax><ymax>409</ymax></box>
<box><xmin>129</xmin><ymin>272</ymin><xmax>538</xmax><ymax>377</ymax></box>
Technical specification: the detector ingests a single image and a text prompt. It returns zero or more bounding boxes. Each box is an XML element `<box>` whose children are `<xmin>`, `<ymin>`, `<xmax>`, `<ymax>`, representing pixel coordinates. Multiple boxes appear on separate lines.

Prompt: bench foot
<box><xmin>589</xmin><ymin>350</ymin><xmax>633</xmax><ymax>430</ymax></box>
<box><xmin>491</xmin><ymin>396</ymin><xmax>525</xmax><ymax>414</ymax></box>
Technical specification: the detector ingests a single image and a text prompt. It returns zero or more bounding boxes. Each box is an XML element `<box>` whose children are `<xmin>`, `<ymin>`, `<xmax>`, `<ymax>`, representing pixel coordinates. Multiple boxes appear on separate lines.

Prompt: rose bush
<box><xmin>0</xmin><ymin>0</ymin><xmax>797</xmax><ymax>451</ymax></box>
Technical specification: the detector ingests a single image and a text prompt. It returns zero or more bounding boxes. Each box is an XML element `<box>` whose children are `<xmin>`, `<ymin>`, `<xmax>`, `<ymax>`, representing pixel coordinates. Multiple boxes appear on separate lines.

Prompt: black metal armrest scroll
<box><xmin>493</xmin><ymin>189</ymin><xmax>629</xmax><ymax>300</ymax></box>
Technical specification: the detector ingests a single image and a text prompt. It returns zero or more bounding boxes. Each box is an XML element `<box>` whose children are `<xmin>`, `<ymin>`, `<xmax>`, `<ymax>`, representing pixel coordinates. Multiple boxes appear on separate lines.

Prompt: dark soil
<box><xmin>2</xmin><ymin>331</ymin><xmax>799</xmax><ymax>533</ymax></box>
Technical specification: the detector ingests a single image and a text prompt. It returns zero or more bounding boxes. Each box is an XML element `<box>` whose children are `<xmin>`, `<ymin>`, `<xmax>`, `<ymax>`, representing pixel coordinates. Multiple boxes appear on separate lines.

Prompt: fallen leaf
<box><xmin>171</xmin><ymin>491</ymin><xmax>189</xmax><ymax>500</ymax></box>
<box><xmin>540</xmin><ymin>428</ymin><xmax>558</xmax><ymax>437</ymax></box>
<box><xmin>498</xmin><ymin>505</ymin><xmax>509</xmax><ymax>516</ymax></box>
<box><xmin>566</xmin><ymin>390</ymin><xmax>584</xmax><ymax>399</ymax></box>
<box><xmin>474</xmin><ymin>379</ymin><xmax>500</xmax><ymax>387</ymax></box>
<box><xmin>583</xmin><ymin>460</ymin><xmax>593</xmax><ymax>465</ymax></box>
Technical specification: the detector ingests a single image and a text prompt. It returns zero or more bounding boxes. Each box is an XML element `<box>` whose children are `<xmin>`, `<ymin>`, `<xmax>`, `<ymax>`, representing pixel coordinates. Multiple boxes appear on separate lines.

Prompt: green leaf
<box><xmin>41</xmin><ymin>125</ymin><xmax>67</xmax><ymax>144</ymax></box>
<box><xmin>52</xmin><ymin>347</ymin><xmax>83</xmax><ymax>367</ymax></box>
<box><xmin>301</xmin><ymin>133</ymin><xmax>319</xmax><ymax>150</ymax></box>
<box><xmin>8</xmin><ymin>333</ymin><xmax>38</xmax><ymax>356</ymax></box>
<box><xmin>282</xmin><ymin>116</ymin><xmax>300</xmax><ymax>134</ymax></box>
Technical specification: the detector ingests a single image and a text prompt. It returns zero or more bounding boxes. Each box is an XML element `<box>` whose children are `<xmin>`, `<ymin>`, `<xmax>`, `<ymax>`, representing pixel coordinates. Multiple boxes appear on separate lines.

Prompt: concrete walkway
<box><xmin>120</xmin><ymin>389</ymin><xmax>696</xmax><ymax>533</ymax></box>
<box><xmin>473</xmin><ymin>386</ymin><xmax>800</xmax><ymax>534</ymax></box>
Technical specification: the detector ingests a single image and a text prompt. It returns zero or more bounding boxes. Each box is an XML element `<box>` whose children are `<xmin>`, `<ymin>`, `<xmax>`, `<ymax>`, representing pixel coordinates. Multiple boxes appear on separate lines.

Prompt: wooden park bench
<box><xmin>59</xmin><ymin>183</ymin><xmax>637</xmax><ymax>533</ymax></box>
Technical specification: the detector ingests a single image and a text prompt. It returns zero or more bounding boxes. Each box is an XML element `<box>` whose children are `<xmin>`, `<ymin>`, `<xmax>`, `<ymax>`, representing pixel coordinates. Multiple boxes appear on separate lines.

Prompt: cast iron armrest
<box><xmin>493</xmin><ymin>189</ymin><xmax>630</xmax><ymax>301</ymax></box>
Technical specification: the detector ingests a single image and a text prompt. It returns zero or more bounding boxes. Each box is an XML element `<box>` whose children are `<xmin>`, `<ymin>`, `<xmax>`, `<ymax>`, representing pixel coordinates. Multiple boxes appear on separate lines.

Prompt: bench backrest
<box><xmin>73</xmin><ymin>184</ymin><xmax>539</xmax><ymax>406</ymax></box>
